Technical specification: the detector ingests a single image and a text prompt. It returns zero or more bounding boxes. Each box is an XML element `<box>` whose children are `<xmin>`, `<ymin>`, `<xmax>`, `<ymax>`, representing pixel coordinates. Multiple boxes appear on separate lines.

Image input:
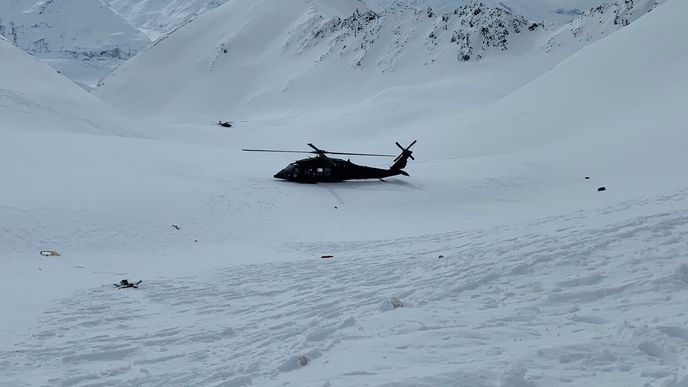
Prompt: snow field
<box><xmin>1</xmin><ymin>191</ymin><xmax>687</xmax><ymax>386</ymax></box>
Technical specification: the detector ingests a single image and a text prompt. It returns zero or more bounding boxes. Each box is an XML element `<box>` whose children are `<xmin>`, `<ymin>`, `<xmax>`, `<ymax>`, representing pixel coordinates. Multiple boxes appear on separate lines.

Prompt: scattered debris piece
<box><xmin>194</xmin><ymin>239</ymin><xmax>198</xmax><ymax>243</ymax></box>
<box><xmin>321</xmin><ymin>255</ymin><xmax>334</xmax><ymax>259</ymax></box>
<box><xmin>391</xmin><ymin>296</ymin><xmax>403</xmax><ymax>309</ymax></box>
<box><xmin>438</xmin><ymin>255</ymin><xmax>444</xmax><ymax>259</ymax></box>
<box><xmin>40</xmin><ymin>250</ymin><xmax>61</xmax><ymax>257</ymax></box>
<box><xmin>298</xmin><ymin>355</ymin><xmax>310</xmax><ymax>367</ymax></box>
<box><xmin>114</xmin><ymin>279</ymin><xmax>142</xmax><ymax>289</ymax></box>
<box><xmin>172</xmin><ymin>224</ymin><xmax>181</xmax><ymax>230</ymax></box>
<box><xmin>334</xmin><ymin>206</ymin><xmax>338</xmax><ymax>209</ymax></box>
<box><xmin>597</xmin><ymin>186</ymin><xmax>606</xmax><ymax>192</ymax></box>
<box><xmin>585</xmin><ymin>176</ymin><xmax>590</xmax><ymax>180</ymax></box>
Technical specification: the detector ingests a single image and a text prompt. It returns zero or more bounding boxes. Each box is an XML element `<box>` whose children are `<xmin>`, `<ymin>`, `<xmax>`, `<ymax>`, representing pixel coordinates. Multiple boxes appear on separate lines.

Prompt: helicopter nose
<box><xmin>273</xmin><ymin>171</ymin><xmax>286</xmax><ymax>179</ymax></box>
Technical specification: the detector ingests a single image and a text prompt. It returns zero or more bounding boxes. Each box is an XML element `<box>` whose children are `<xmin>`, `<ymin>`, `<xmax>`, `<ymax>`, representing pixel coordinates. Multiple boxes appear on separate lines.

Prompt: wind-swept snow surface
<box><xmin>1</xmin><ymin>0</ymin><xmax>688</xmax><ymax>386</ymax></box>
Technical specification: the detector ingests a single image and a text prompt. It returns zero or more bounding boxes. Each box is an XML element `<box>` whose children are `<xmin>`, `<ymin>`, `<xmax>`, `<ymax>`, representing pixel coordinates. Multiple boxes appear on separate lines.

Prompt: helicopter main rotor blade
<box><xmin>307</xmin><ymin>143</ymin><xmax>393</xmax><ymax>157</ymax></box>
<box><xmin>307</xmin><ymin>143</ymin><xmax>323</xmax><ymax>153</ymax></box>
<box><xmin>326</xmin><ymin>151</ymin><xmax>395</xmax><ymax>157</ymax></box>
<box><xmin>242</xmin><ymin>149</ymin><xmax>315</xmax><ymax>154</ymax></box>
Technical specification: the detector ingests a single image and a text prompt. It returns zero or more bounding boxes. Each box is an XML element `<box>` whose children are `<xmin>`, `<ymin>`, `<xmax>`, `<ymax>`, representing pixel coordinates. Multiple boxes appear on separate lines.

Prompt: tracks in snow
<box><xmin>1</xmin><ymin>192</ymin><xmax>688</xmax><ymax>386</ymax></box>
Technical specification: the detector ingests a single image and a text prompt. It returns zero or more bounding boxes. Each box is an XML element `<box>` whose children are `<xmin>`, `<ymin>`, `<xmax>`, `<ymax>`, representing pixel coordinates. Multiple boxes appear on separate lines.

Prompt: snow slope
<box><xmin>1</xmin><ymin>0</ymin><xmax>688</xmax><ymax>386</ymax></box>
<box><xmin>0</xmin><ymin>0</ymin><xmax>150</xmax><ymax>88</ymax></box>
<box><xmin>105</xmin><ymin>0</ymin><xmax>231</xmax><ymax>41</ymax></box>
<box><xmin>0</xmin><ymin>36</ymin><xmax>127</xmax><ymax>135</ymax></box>
<box><xmin>543</xmin><ymin>0</ymin><xmax>669</xmax><ymax>56</ymax></box>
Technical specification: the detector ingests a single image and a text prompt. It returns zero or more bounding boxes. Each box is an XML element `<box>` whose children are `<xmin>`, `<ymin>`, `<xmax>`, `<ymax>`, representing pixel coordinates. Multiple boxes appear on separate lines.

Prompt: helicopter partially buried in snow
<box><xmin>242</xmin><ymin>141</ymin><xmax>416</xmax><ymax>183</ymax></box>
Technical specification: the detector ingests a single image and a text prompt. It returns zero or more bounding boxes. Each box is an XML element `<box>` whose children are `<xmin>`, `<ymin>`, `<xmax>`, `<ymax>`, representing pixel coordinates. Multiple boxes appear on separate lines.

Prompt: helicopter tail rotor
<box><xmin>390</xmin><ymin>140</ymin><xmax>416</xmax><ymax>171</ymax></box>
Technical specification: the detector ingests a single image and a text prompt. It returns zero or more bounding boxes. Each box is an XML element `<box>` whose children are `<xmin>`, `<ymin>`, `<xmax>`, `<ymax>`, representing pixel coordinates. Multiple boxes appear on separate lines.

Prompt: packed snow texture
<box><xmin>1</xmin><ymin>0</ymin><xmax>688</xmax><ymax>386</ymax></box>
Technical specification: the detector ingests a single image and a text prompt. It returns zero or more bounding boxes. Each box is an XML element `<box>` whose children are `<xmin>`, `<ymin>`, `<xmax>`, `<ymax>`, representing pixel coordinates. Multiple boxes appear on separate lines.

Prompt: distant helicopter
<box><xmin>242</xmin><ymin>141</ymin><xmax>416</xmax><ymax>183</ymax></box>
<box><xmin>217</xmin><ymin>119</ymin><xmax>249</xmax><ymax>128</ymax></box>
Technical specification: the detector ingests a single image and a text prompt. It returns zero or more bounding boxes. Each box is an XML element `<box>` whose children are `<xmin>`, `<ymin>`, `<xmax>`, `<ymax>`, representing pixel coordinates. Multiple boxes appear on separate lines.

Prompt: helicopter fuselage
<box><xmin>274</xmin><ymin>157</ymin><xmax>407</xmax><ymax>183</ymax></box>
<box><xmin>243</xmin><ymin>141</ymin><xmax>416</xmax><ymax>183</ymax></box>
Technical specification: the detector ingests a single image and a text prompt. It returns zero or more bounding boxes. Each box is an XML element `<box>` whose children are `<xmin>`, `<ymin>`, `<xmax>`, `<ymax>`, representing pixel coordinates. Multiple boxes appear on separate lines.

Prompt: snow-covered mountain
<box><xmin>544</xmin><ymin>0</ymin><xmax>668</xmax><ymax>54</ymax></box>
<box><xmin>94</xmin><ymin>0</ymin><xmax>554</xmax><ymax>121</ymax></box>
<box><xmin>94</xmin><ymin>0</ymin><xmax>668</xmax><ymax>123</ymax></box>
<box><xmin>0</xmin><ymin>0</ymin><xmax>662</xmax><ymax>90</ymax></box>
<box><xmin>0</xmin><ymin>0</ymin><xmax>150</xmax><ymax>88</ymax></box>
<box><xmin>287</xmin><ymin>2</ymin><xmax>545</xmax><ymax>67</ymax></box>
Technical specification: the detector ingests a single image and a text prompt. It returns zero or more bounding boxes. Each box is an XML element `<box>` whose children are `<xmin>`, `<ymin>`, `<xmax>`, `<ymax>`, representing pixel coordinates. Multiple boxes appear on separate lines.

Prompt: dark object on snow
<box><xmin>597</xmin><ymin>186</ymin><xmax>606</xmax><ymax>192</ymax></box>
<box><xmin>242</xmin><ymin>141</ymin><xmax>416</xmax><ymax>183</ymax></box>
<box><xmin>585</xmin><ymin>176</ymin><xmax>590</xmax><ymax>180</ymax></box>
<box><xmin>321</xmin><ymin>255</ymin><xmax>334</xmax><ymax>259</ymax></box>
<box><xmin>172</xmin><ymin>224</ymin><xmax>181</xmax><ymax>230</ymax></box>
<box><xmin>298</xmin><ymin>355</ymin><xmax>310</xmax><ymax>366</ymax></box>
<box><xmin>438</xmin><ymin>255</ymin><xmax>444</xmax><ymax>259</ymax></box>
<box><xmin>391</xmin><ymin>297</ymin><xmax>403</xmax><ymax>309</ymax></box>
<box><xmin>40</xmin><ymin>250</ymin><xmax>61</xmax><ymax>256</ymax></box>
<box><xmin>218</xmin><ymin>121</ymin><xmax>232</xmax><ymax>128</ymax></box>
<box><xmin>114</xmin><ymin>279</ymin><xmax>142</xmax><ymax>289</ymax></box>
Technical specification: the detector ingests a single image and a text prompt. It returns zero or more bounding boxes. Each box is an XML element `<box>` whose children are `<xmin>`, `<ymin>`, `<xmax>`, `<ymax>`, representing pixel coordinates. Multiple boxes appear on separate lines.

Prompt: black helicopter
<box><xmin>242</xmin><ymin>141</ymin><xmax>416</xmax><ymax>183</ymax></box>
<box><xmin>217</xmin><ymin>119</ymin><xmax>249</xmax><ymax>128</ymax></box>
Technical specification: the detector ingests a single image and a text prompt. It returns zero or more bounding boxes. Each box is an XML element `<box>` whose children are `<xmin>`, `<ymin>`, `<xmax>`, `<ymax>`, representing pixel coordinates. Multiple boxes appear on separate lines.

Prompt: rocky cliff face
<box><xmin>287</xmin><ymin>2</ymin><xmax>545</xmax><ymax>71</ymax></box>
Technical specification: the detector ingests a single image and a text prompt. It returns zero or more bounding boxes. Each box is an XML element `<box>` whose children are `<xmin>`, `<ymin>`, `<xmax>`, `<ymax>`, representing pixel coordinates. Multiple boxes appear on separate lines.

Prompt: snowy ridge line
<box><xmin>2</xmin><ymin>189</ymin><xmax>688</xmax><ymax>386</ymax></box>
